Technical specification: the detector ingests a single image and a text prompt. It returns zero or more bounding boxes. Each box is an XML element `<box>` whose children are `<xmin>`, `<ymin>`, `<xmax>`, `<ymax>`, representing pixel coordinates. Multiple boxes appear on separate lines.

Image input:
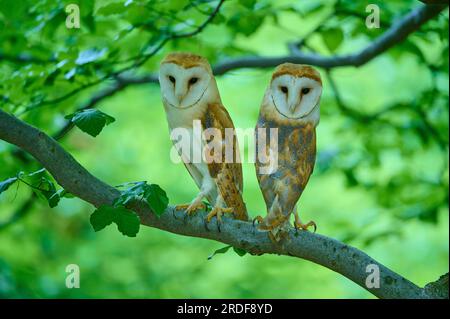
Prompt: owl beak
<box><xmin>289</xmin><ymin>103</ymin><xmax>298</xmax><ymax>113</ymax></box>
<box><xmin>289</xmin><ymin>95</ymin><xmax>301</xmax><ymax>113</ymax></box>
<box><xmin>176</xmin><ymin>93</ymin><xmax>184</xmax><ymax>105</ymax></box>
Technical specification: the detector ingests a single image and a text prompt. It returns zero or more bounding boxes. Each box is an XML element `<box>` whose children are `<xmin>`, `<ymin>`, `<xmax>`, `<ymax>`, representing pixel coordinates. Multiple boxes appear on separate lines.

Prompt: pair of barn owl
<box><xmin>158</xmin><ymin>53</ymin><xmax>322</xmax><ymax>239</ymax></box>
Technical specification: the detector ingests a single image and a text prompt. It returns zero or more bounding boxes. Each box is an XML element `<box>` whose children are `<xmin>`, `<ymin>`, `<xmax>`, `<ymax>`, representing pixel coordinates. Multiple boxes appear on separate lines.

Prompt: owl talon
<box><xmin>294</xmin><ymin>220</ymin><xmax>317</xmax><ymax>233</ymax></box>
<box><xmin>252</xmin><ymin>216</ymin><xmax>264</xmax><ymax>228</ymax></box>
<box><xmin>206</xmin><ymin>207</ymin><xmax>234</xmax><ymax>232</ymax></box>
<box><xmin>176</xmin><ymin>202</ymin><xmax>206</xmax><ymax>217</ymax></box>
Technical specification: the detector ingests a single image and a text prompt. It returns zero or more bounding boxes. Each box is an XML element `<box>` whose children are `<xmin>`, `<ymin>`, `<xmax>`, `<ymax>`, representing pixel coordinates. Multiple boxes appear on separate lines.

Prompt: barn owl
<box><xmin>254</xmin><ymin>63</ymin><xmax>322</xmax><ymax>241</ymax></box>
<box><xmin>159</xmin><ymin>52</ymin><xmax>248</xmax><ymax>224</ymax></box>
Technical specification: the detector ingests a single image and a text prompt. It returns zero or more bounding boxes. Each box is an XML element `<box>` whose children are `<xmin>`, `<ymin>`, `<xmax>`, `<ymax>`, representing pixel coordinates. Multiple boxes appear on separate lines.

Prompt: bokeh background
<box><xmin>0</xmin><ymin>0</ymin><xmax>448</xmax><ymax>298</ymax></box>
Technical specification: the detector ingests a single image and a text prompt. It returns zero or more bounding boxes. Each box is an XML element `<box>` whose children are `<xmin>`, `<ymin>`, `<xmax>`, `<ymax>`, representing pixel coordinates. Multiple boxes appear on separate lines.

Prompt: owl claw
<box><xmin>252</xmin><ymin>216</ymin><xmax>264</xmax><ymax>228</ymax></box>
<box><xmin>175</xmin><ymin>202</ymin><xmax>206</xmax><ymax>217</ymax></box>
<box><xmin>206</xmin><ymin>207</ymin><xmax>234</xmax><ymax>232</ymax></box>
<box><xmin>294</xmin><ymin>220</ymin><xmax>317</xmax><ymax>233</ymax></box>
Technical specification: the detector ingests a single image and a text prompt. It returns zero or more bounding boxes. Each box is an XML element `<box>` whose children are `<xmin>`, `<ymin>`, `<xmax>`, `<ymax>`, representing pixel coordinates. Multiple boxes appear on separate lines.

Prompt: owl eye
<box><xmin>168</xmin><ymin>75</ymin><xmax>176</xmax><ymax>84</ymax></box>
<box><xmin>280</xmin><ymin>86</ymin><xmax>288</xmax><ymax>94</ymax></box>
<box><xmin>302</xmin><ymin>88</ymin><xmax>311</xmax><ymax>95</ymax></box>
<box><xmin>189</xmin><ymin>77</ymin><xmax>199</xmax><ymax>85</ymax></box>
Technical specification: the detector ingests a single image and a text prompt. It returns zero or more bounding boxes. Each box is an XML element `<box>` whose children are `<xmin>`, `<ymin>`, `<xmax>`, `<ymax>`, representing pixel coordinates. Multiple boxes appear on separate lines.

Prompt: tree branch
<box><xmin>0</xmin><ymin>108</ymin><xmax>446</xmax><ymax>299</ymax></box>
<box><xmin>212</xmin><ymin>3</ymin><xmax>447</xmax><ymax>71</ymax></box>
<box><xmin>10</xmin><ymin>3</ymin><xmax>445</xmax><ymax>121</ymax></box>
<box><xmin>73</xmin><ymin>2</ymin><xmax>446</xmax><ymax>111</ymax></box>
<box><xmin>16</xmin><ymin>0</ymin><xmax>225</xmax><ymax>115</ymax></box>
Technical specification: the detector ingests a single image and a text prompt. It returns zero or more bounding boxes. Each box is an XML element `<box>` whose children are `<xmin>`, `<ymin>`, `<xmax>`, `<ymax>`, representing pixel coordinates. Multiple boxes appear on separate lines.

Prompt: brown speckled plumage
<box><xmin>202</xmin><ymin>103</ymin><xmax>247</xmax><ymax>221</ymax></box>
<box><xmin>256</xmin><ymin>120</ymin><xmax>316</xmax><ymax>228</ymax></box>
<box><xmin>160</xmin><ymin>52</ymin><xmax>248</xmax><ymax>222</ymax></box>
<box><xmin>255</xmin><ymin>63</ymin><xmax>322</xmax><ymax>239</ymax></box>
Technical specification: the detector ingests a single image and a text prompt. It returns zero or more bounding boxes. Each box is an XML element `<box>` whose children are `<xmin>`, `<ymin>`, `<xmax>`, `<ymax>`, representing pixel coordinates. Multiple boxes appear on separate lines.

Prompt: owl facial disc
<box><xmin>159</xmin><ymin>63</ymin><xmax>211</xmax><ymax>109</ymax></box>
<box><xmin>270</xmin><ymin>75</ymin><xmax>322</xmax><ymax>119</ymax></box>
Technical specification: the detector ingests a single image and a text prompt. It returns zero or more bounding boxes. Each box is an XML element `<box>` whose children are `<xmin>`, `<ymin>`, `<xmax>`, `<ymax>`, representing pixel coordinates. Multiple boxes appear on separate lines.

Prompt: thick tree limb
<box><xmin>0</xmin><ymin>108</ymin><xmax>446</xmax><ymax>299</ymax></box>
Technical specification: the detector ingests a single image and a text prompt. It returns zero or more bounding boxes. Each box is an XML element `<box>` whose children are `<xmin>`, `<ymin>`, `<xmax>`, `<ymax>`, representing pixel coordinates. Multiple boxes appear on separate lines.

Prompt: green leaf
<box><xmin>208</xmin><ymin>245</ymin><xmax>231</xmax><ymax>260</ymax></box>
<box><xmin>97</xmin><ymin>2</ymin><xmax>126</xmax><ymax>16</ymax></box>
<box><xmin>160</xmin><ymin>0</ymin><xmax>189</xmax><ymax>12</ymax></box>
<box><xmin>90</xmin><ymin>205</ymin><xmax>116</xmax><ymax>232</ymax></box>
<box><xmin>65</xmin><ymin>109</ymin><xmax>116</xmax><ymax>137</ymax></box>
<box><xmin>26</xmin><ymin>168</ymin><xmax>47</xmax><ymax>181</ymax></box>
<box><xmin>239</xmin><ymin>0</ymin><xmax>256</xmax><ymax>9</ymax></box>
<box><xmin>19</xmin><ymin>169</ymin><xmax>62</xmax><ymax>207</ymax></box>
<box><xmin>208</xmin><ymin>245</ymin><xmax>247</xmax><ymax>259</ymax></box>
<box><xmin>46</xmin><ymin>189</ymin><xmax>71</xmax><ymax>208</ymax></box>
<box><xmin>227</xmin><ymin>13</ymin><xmax>264</xmax><ymax>37</ymax></box>
<box><xmin>321</xmin><ymin>27</ymin><xmax>344</xmax><ymax>52</ymax></box>
<box><xmin>300</xmin><ymin>2</ymin><xmax>324</xmax><ymax>15</ymax></box>
<box><xmin>47</xmin><ymin>192</ymin><xmax>60</xmax><ymax>208</ymax></box>
<box><xmin>90</xmin><ymin>205</ymin><xmax>140</xmax><ymax>237</ymax></box>
<box><xmin>31</xmin><ymin>176</ymin><xmax>60</xmax><ymax>207</ymax></box>
<box><xmin>59</xmin><ymin>189</ymin><xmax>75</xmax><ymax>198</ymax></box>
<box><xmin>144</xmin><ymin>184</ymin><xmax>169</xmax><ymax>216</ymax></box>
<box><xmin>211</xmin><ymin>13</ymin><xmax>226</xmax><ymax>25</ymax></box>
<box><xmin>233</xmin><ymin>247</ymin><xmax>247</xmax><ymax>257</ymax></box>
<box><xmin>114</xmin><ymin>182</ymin><xmax>169</xmax><ymax>217</ymax></box>
<box><xmin>114</xmin><ymin>181</ymin><xmax>146</xmax><ymax>206</ymax></box>
<box><xmin>114</xmin><ymin>207</ymin><xmax>141</xmax><ymax>237</ymax></box>
<box><xmin>0</xmin><ymin>177</ymin><xmax>18</xmax><ymax>195</ymax></box>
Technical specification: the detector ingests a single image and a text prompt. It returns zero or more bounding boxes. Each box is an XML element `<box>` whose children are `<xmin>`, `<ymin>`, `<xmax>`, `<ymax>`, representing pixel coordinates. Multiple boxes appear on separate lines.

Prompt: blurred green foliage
<box><xmin>0</xmin><ymin>0</ymin><xmax>448</xmax><ymax>298</ymax></box>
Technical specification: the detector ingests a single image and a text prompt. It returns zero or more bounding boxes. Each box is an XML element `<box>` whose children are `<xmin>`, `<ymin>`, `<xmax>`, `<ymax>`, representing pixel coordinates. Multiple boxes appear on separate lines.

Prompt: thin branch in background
<box><xmin>7</xmin><ymin>3</ymin><xmax>447</xmax><ymax>117</ymax></box>
<box><xmin>121</xmin><ymin>0</ymin><xmax>226</xmax><ymax>69</ymax></box>
<box><xmin>18</xmin><ymin>78</ymin><xmax>104</xmax><ymax>115</ymax></box>
<box><xmin>326</xmin><ymin>69</ymin><xmax>447</xmax><ymax>149</ymax></box>
<box><xmin>212</xmin><ymin>4</ymin><xmax>447</xmax><ymax>72</ymax></box>
<box><xmin>16</xmin><ymin>0</ymin><xmax>225</xmax><ymax>116</ymax></box>
<box><xmin>81</xmin><ymin>3</ymin><xmax>448</xmax><ymax>99</ymax></box>
<box><xmin>292</xmin><ymin>8</ymin><xmax>448</xmax><ymax>151</ymax></box>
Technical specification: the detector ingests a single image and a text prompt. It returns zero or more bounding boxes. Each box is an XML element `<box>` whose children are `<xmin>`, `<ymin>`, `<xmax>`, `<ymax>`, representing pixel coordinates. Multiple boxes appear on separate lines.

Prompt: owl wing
<box><xmin>276</xmin><ymin>124</ymin><xmax>316</xmax><ymax>215</ymax></box>
<box><xmin>202</xmin><ymin>102</ymin><xmax>247</xmax><ymax>220</ymax></box>
<box><xmin>255</xmin><ymin>117</ymin><xmax>316</xmax><ymax>228</ymax></box>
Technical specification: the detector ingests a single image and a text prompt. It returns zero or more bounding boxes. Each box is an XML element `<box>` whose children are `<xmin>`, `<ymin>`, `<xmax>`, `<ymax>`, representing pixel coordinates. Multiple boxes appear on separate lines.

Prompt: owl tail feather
<box><xmin>263</xmin><ymin>195</ymin><xmax>291</xmax><ymax>241</ymax></box>
<box><xmin>216</xmin><ymin>175</ymin><xmax>248</xmax><ymax>221</ymax></box>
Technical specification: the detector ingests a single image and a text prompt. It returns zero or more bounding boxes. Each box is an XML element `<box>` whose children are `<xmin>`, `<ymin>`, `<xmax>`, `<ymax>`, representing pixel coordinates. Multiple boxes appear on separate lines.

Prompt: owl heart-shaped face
<box><xmin>159</xmin><ymin>63</ymin><xmax>211</xmax><ymax>109</ymax></box>
<box><xmin>270</xmin><ymin>75</ymin><xmax>322</xmax><ymax>119</ymax></box>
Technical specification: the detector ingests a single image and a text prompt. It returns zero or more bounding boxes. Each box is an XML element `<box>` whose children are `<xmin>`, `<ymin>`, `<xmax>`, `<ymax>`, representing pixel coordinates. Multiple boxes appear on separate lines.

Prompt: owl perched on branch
<box><xmin>254</xmin><ymin>63</ymin><xmax>322</xmax><ymax>241</ymax></box>
<box><xmin>158</xmin><ymin>52</ymin><xmax>248</xmax><ymax>224</ymax></box>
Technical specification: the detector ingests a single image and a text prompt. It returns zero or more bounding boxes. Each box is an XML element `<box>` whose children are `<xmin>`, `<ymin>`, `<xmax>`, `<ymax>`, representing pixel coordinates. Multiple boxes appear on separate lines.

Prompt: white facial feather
<box><xmin>159</xmin><ymin>63</ymin><xmax>211</xmax><ymax>109</ymax></box>
<box><xmin>270</xmin><ymin>75</ymin><xmax>322</xmax><ymax>120</ymax></box>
